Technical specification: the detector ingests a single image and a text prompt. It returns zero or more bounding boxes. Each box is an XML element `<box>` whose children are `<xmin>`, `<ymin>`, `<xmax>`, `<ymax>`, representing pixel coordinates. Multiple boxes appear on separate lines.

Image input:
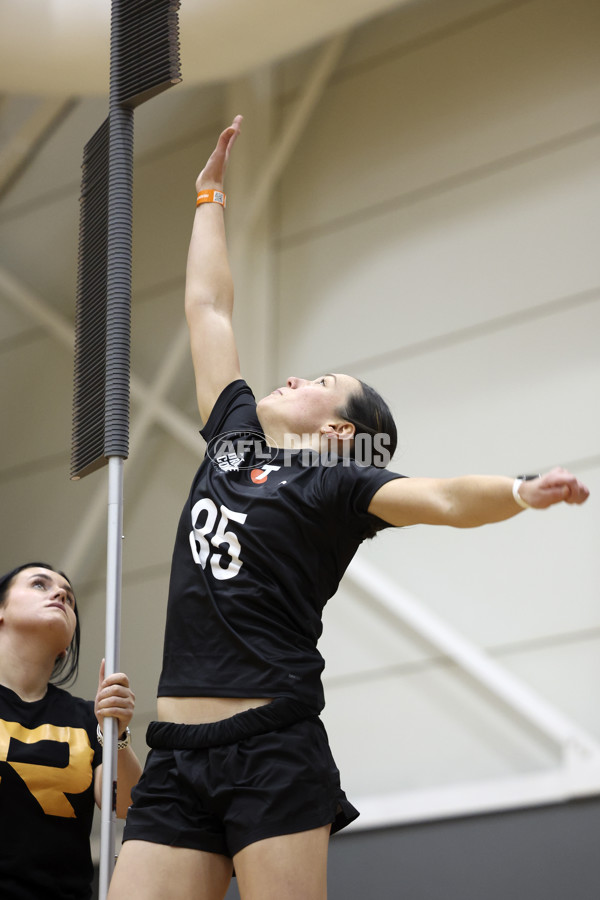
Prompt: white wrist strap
<box><xmin>512</xmin><ymin>478</ymin><xmax>531</xmax><ymax>509</ymax></box>
<box><xmin>97</xmin><ymin>722</ymin><xmax>131</xmax><ymax>749</ymax></box>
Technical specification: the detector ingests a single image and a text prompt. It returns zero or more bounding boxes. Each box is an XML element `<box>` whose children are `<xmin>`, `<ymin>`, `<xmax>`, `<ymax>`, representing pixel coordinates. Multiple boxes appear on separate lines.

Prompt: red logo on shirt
<box><xmin>251</xmin><ymin>465</ymin><xmax>281</xmax><ymax>484</ymax></box>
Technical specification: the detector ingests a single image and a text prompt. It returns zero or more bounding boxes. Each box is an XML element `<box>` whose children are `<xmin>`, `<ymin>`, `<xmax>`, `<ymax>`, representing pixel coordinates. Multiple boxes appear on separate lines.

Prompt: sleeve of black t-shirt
<box><xmin>200</xmin><ymin>379</ymin><xmax>261</xmax><ymax>445</ymax></box>
<box><xmin>321</xmin><ymin>462</ymin><xmax>406</xmax><ymax>538</ymax></box>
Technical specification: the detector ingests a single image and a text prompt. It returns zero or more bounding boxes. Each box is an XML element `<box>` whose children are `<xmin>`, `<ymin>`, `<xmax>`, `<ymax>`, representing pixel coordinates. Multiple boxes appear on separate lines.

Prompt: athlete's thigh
<box><xmin>233</xmin><ymin>825</ymin><xmax>330</xmax><ymax>900</ymax></box>
<box><xmin>108</xmin><ymin>839</ymin><xmax>233</xmax><ymax>900</ymax></box>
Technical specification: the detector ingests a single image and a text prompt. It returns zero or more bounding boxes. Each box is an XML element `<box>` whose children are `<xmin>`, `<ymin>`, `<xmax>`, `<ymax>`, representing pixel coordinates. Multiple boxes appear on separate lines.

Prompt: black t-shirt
<box><xmin>158</xmin><ymin>379</ymin><xmax>404</xmax><ymax>713</ymax></box>
<box><xmin>0</xmin><ymin>682</ymin><xmax>101</xmax><ymax>900</ymax></box>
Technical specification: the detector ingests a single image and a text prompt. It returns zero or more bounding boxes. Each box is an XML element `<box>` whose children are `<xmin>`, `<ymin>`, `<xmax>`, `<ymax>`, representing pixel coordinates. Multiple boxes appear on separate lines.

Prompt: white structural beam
<box><xmin>348</xmin><ymin>557</ymin><xmax>600</xmax><ymax>759</ymax></box>
<box><xmin>61</xmin><ymin>322</ymin><xmax>194</xmax><ymax>581</ymax></box>
<box><xmin>237</xmin><ymin>31</ymin><xmax>349</xmax><ymax>239</ymax></box>
<box><xmin>227</xmin><ymin>32</ymin><xmax>349</xmax><ymax>396</ymax></box>
<box><xmin>345</xmin><ymin>556</ymin><xmax>600</xmax><ymax>828</ymax></box>
<box><xmin>226</xmin><ymin>69</ymin><xmax>275</xmax><ymax>399</ymax></box>
<box><xmin>0</xmin><ymin>265</ymin><xmax>200</xmax><ymax>583</ymax></box>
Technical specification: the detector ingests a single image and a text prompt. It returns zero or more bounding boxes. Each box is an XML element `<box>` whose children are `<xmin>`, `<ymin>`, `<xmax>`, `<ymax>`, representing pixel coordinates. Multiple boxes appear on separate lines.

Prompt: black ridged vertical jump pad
<box><xmin>71</xmin><ymin>0</ymin><xmax>181</xmax><ymax>479</ymax></box>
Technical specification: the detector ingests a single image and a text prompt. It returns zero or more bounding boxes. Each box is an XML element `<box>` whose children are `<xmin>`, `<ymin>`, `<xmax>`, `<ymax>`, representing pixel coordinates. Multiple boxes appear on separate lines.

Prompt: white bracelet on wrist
<box><xmin>512</xmin><ymin>478</ymin><xmax>531</xmax><ymax>510</ymax></box>
<box><xmin>96</xmin><ymin>722</ymin><xmax>131</xmax><ymax>750</ymax></box>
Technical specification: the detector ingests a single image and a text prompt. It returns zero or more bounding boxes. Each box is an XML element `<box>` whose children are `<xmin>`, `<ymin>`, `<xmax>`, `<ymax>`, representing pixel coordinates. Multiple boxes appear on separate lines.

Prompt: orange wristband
<box><xmin>196</xmin><ymin>189</ymin><xmax>226</xmax><ymax>208</ymax></box>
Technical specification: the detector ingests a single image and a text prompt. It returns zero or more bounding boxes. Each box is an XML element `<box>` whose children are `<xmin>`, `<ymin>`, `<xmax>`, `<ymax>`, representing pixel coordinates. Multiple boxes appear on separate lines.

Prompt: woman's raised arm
<box><xmin>185</xmin><ymin>115</ymin><xmax>243</xmax><ymax>424</ymax></box>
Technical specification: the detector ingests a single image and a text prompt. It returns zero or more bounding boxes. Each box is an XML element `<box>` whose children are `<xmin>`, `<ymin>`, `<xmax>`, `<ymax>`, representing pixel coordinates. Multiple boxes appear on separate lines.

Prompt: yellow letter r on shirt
<box><xmin>0</xmin><ymin>720</ymin><xmax>94</xmax><ymax>817</ymax></box>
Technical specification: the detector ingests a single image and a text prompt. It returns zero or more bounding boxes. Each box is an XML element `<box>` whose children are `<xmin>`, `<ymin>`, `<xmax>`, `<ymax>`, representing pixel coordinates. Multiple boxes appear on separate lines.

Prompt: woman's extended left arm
<box><xmin>93</xmin><ymin>660</ymin><xmax>143</xmax><ymax>818</ymax></box>
<box><xmin>368</xmin><ymin>467</ymin><xmax>590</xmax><ymax>528</ymax></box>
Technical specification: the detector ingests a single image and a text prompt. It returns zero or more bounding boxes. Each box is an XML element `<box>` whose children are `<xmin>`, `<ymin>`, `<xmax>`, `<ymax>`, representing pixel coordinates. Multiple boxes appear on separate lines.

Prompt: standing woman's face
<box><xmin>0</xmin><ymin>567</ymin><xmax>77</xmax><ymax>650</ymax></box>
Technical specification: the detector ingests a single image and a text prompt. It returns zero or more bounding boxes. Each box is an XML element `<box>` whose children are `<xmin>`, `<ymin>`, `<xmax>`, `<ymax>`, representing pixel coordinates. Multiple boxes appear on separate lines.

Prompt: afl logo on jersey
<box><xmin>251</xmin><ymin>465</ymin><xmax>281</xmax><ymax>484</ymax></box>
<box><xmin>206</xmin><ymin>431</ymin><xmax>278</xmax><ymax>472</ymax></box>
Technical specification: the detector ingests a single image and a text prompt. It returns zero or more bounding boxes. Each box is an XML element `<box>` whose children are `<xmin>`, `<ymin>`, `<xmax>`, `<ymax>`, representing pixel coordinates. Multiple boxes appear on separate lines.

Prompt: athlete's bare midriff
<box><xmin>157</xmin><ymin>695</ymin><xmax>273</xmax><ymax>724</ymax></box>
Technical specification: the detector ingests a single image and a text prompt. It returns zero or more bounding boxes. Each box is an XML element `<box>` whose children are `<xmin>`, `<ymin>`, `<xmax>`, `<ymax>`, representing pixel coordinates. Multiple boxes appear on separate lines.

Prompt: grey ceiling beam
<box><xmin>0</xmin><ymin>264</ymin><xmax>201</xmax><ymax>454</ymax></box>
<box><xmin>0</xmin><ymin>97</ymin><xmax>76</xmax><ymax>202</ymax></box>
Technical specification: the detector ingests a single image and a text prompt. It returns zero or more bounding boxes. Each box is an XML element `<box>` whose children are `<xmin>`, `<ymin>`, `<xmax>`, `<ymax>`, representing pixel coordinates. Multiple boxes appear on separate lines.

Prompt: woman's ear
<box><xmin>56</xmin><ymin>649</ymin><xmax>68</xmax><ymax>661</ymax></box>
<box><xmin>321</xmin><ymin>421</ymin><xmax>355</xmax><ymax>440</ymax></box>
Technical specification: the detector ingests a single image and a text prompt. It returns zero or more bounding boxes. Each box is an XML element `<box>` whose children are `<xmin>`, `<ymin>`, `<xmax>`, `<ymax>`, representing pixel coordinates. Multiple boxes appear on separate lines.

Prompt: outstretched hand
<box><xmin>196</xmin><ymin>114</ymin><xmax>243</xmax><ymax>192</ymax></box>
<box><xmin>519</xmin><ymin>467</ymin><xmax>590</xmax><ymax>509</ymax></box>
<box><xmin>94</xmin><ymin>659</ymin><xmax>136</xmax><ymax>737</ymax></box>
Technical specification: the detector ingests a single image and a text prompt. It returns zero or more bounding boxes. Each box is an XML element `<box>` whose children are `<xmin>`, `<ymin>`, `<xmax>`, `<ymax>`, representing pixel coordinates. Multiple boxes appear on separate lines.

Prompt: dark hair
<box><xmin>337</xmin><ymin>379</ymin><xmax>398</xmax><ymax>466</ymax></box>
<box><xmin>0</xmin><ymin>562</ymin><xmax>81</xmax><ymax>687</ymax></box>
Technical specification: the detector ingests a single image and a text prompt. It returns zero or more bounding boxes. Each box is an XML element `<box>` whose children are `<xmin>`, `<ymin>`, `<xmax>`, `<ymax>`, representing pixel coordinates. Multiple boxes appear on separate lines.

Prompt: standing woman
<box><xmin>0</xmin><ymin>562</ymin><xmax>142</xmax><ymax>900</ymax></box>
<box><xmin>108</xmin><ymin>117</ymin><xmax>589</xmax><ymax>900</ymax></box>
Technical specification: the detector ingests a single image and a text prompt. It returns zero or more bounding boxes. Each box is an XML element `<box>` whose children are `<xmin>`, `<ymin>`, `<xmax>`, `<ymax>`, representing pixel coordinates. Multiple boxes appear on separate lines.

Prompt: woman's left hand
<box><xmin>518</xmin><ymin>467</ymin><xmax>590</xmax><ymax>509</ymax></box>
<box><xmin>195</xmin><ymin>114</ymin><xmax>242</xmax><ymax>192</ymax></box>
<box><xmin>94</xmin><ymin>659</ymin><xmax>136</xmax><ymax>736</ymax></box>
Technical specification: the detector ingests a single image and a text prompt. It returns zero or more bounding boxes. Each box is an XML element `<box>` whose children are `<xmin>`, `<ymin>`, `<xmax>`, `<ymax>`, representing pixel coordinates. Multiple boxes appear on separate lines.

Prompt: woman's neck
<box><xmin>0</xmin><ymin>638</ymin><xmax>55</xmax><ymax>701</ymax></box>
<box><xmin>257</xmin><ymin>415</ymin><xmax>323</xmax><ymax>452</ymax></box>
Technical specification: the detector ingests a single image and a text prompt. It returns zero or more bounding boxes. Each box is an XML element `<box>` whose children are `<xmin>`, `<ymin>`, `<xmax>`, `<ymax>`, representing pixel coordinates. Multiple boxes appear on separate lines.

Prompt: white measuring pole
<box><xmin>98</xmin><ymin>456</ymin><xmax>125</xmax><ymax>899</ymax></box>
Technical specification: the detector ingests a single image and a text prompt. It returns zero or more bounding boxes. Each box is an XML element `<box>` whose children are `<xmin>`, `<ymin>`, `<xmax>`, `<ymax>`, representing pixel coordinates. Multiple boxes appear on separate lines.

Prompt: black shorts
<box><xmin>122</xmin><ymin>699</ymin><xmax>359</xmax><ymax>858</ymax></box>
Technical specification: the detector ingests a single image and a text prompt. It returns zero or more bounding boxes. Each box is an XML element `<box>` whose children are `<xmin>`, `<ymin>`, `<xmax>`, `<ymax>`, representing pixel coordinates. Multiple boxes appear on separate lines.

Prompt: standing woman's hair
<box><xmin>336</xmin><ymin>379</ymin><xmax>398</xmax><ymax>466</ymax></box>
<box><xmin>0</xmin><ymin>561</ymin><xmax>81</xmax><ymax>687</ymax></box>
